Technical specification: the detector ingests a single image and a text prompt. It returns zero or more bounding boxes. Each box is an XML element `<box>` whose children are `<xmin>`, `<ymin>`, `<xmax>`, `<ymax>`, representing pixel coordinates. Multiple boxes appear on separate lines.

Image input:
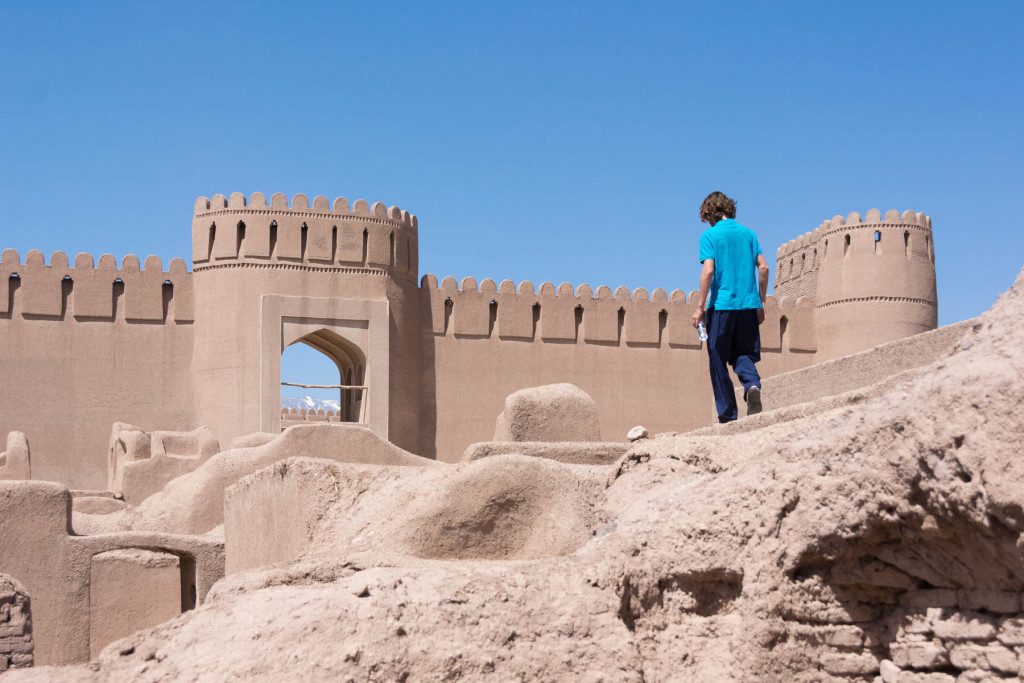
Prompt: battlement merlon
<box><xmin>776</xmin><ymin>209</ymin><xmax>932</xmax><ymax>260</ymax></box>
<box><xmin>0</xmin><ymin>249</ymin><xmax>193</xmax><ymax>322</ymax></box>
<box><xmin>192</xmin><ymin>192</ymin><xmax>418</xmax><ymax>278</ymax></box>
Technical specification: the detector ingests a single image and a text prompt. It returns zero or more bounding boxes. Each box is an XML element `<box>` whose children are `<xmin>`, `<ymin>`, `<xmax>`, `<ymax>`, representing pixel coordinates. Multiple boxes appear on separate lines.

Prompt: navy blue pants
<box><xmin>705</xmin><ymin>308</ymin><xmax>762</xmax><ymax>422</ymax></box>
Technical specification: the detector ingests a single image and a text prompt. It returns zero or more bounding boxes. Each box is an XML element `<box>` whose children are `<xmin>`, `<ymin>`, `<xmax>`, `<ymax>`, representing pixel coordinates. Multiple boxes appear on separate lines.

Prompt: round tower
<box><xmin>813</xmin><ymin>208</ymin><xmax>938</xmax><ymax>359</ymax></box>
<box><xmin>190</xmin><ymin>192</ymin><xmax>423</xmax><ymax>453</ymax></box>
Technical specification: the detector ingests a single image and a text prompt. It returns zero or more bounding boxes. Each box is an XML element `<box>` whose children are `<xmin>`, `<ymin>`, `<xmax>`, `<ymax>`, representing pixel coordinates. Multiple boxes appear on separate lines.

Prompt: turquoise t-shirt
<box><xmin>698</xmin><ymin>218</ymin><xmax>763</xmax><ymax>311</ymax></box>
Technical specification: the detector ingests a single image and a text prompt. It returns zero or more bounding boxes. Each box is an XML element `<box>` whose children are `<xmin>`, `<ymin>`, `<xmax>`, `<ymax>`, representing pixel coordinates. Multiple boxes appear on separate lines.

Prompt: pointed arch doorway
<box><xmin>260</xmin><ymin>296</ymin><xmax>390</xmax><ymax>441</ymax></box>
<box><xmin>281</xmin><ymin>329</ymin><xmax>367</xmax><ymax>423</ymax></box>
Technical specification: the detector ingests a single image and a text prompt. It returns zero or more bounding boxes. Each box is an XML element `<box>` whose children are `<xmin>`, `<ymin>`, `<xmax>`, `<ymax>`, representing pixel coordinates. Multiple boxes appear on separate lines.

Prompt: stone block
<box><xmin>778</xmin><ymin>599</ymin><xmax>880</xmax><ymax>624</ymax></box>
<box><xmin>822</xmin><ymin>652</ymin><xmax>880</xmax><ymax>675</ymax></box>
<box><xmin>493</xmin><ymin>384</ymin><xmax>601</xmax><ymax>443</ymax></box>
<box><xmin>626</xmin><ymin>426</ymin><xmax>648</xmax><ymax>441</ymax></box>
<box><xmin>958</xmin><ymin>590</ymin><xmax>1020</xmax><ymax>614</ymax></box>
<box><xmin>984</xmin><ymin>644</ymin><xmax>1018</xmax><ymax>673</ymax></box>
<box><xmin>0</xmin><ymin>625</ymin><xmax>24</xmax><ymax>638</ymax></box>
<box><xmin>0</xmin><ymin>637</ymin><xmax>31</xmax><ymax>654</ymax></box>
<box><xmin>824</xmin><ymin>625</ymin><xmax>866</xmax><ymax>648</ymax></box>
<box><xmin>832</xmin><ymin>560</ymin><xmax>916</xmax><ymax>589</ymax></box>
<box><xmin>895</xmin><ymin>674</ymin><xmax>954</xmax><ymax>683</ymax></box>
<box><xmin>998</xmin><ymin>618</ymin><xmax>1024</xmax><ymax>646</ymax></box>
<box><xmin>9</xmin><ymin>653</ymin><xmax>32</xmax><ymax>667</ymax></box>
<box><xmin>902</xmin><ymin>612</ymin><xmax>936</xmax><ymax>635</ymax></box>
<box><xmin>901</xmin><ymin>590</ymin><xmax>959</xmax><ymax>609</ymax></box>
<box><xmin>948</xmin><ymin>643</ymin><xmax>1010</xmax><ymax>671</ymax></box>
<box><xmin>932</xmin><ymin>612</ymin><xmax>998</xmax><ymax>641</ymax></box>
<box><xmin>953</xmin><ymin>672</ymin><xmax>989</xmax><ymax>683</ymax></box>
<box><xmin>880</xmin><ymin>658</ymin><xmax>900</xmax><ymax>682</ymax></box>
<box><xmin>891</xmin><ymin>642</ymin><xmax>950</xmax><ymax>669</ymax></box>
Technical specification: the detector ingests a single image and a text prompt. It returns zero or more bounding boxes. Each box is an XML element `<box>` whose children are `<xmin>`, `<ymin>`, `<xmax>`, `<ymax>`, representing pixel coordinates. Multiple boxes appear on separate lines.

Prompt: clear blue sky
<box><xmin>2</xmin><ymin>1</ymin><xmax>1021</xmax><ymax>397</ymax></box>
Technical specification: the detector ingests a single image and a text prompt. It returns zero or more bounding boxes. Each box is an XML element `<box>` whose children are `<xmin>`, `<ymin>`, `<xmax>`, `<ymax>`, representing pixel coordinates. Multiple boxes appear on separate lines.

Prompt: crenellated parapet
<box><xmin>773</xmin><ymin>208</ymin><xmax>937</xmax><ymax>359</ymax></box>
<box><xmin>0</xmin><ymin>249</ymin><xmax>192</xmax><ymax>322</ymax></box>
<box><xmin>421</xmin><ymin>274</ymin><xmax>817</xmax><ymax>352</ymax></box>
<box><xmin>774</xmin><ymin>209</ymin><xmax>934</xmax><ymax>304</ymax></box>
<box><xmin>192</xmin><ymin>192</ymin><xmax>418</xmax><ymax>279</ymax></box>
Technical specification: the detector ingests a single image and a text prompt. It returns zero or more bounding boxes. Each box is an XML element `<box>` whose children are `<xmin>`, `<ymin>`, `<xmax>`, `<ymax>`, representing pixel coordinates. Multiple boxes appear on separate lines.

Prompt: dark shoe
<box><xmin>746</xmin><ymin>386</ymin><xmax>762</xmax><ymax>416</ymax></box>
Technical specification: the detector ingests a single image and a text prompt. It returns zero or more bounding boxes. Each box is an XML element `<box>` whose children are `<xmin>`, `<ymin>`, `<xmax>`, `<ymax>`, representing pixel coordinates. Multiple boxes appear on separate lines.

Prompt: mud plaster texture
<box><xmin>10</xmin><ymin>271</ymin><xmax>1024</xmax><ymax>682</ymax></box>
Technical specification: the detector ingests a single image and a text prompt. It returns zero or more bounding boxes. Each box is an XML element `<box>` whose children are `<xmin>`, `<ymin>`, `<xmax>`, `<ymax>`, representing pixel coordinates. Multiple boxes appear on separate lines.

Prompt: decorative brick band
<box><xmin>818</xmin><ymin>295</ymin><xmax>935</xmax><ymax>308</ymax></box>
<box><xmin>192</xmin><ymin>262</ymin><xmax>398</xmax><ymax>278</ymax></box>
<box><xmin>819</xmin><ymin>222</ymin><xmax>931</xmax><ymax>241</ymax></box>
<box><xmin>195</xmin><ymin>208</ymin><xmax>407</xmax><ymax>230</ymax></box>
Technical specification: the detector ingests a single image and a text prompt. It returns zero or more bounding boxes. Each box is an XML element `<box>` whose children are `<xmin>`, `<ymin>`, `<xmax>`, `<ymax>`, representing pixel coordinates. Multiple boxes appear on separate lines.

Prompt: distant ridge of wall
<box><xmin>0</xmin><ymin>250</ymin><xmax>193</xmax><ymax>322</ymax></box>
<box><xmin>192</xmin><ymin>192</ymin><xmax>418</xmax><ymax>280</ymax></box>
<box><xmin>421</xmin><ymin>274</ymin><xmax>817</xmax><ymax>352</ymax></box>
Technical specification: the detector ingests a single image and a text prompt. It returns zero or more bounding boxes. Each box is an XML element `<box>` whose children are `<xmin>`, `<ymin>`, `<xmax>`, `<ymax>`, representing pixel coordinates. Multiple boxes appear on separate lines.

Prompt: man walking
<box><xmin>691</xmin><ymin>191</ymin><xmax>770</xmax><ymax>422</ymax></box>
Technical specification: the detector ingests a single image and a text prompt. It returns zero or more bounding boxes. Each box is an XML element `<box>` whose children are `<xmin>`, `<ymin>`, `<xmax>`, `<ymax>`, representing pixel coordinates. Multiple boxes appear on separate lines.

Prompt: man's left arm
<box><xmin>756</xmin><ymin>254</ymin><xmax>769</xmax><ymax>325</ymax></box>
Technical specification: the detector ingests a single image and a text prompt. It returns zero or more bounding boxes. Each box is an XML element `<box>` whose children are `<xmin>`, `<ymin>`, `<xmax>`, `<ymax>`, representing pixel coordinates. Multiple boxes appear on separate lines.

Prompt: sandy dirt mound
<box><xmin>226</xmin><ymin>454</ymin><xmax>609</xmax><ymax>566</ymax></box>
<box><xmin>14</xmin><ymin>271</ymin><xmax>1024</xmax><ymax>682</ymax></box>
<box><xmin>361</xmin><ymin>455</ymin><xmax>607</xmax><ymax>561</ymax></box>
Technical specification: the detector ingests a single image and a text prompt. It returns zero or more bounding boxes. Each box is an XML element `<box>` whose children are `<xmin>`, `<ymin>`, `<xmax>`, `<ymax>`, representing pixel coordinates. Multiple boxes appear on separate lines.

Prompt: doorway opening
<box><xmin>280</xmin><ymin>328</ymin><xmax>366</xmax><ymax>426</ymax></box>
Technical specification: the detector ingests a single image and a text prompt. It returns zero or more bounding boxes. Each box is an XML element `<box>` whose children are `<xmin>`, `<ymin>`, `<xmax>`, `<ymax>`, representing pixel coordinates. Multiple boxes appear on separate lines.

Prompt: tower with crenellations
<box><xmin>190</xmin><ymin>191</ymin><xmax>423</xmax><ymax>455</ymax></box>
<box><xmin>774</xmin><ymin>208</ymin><xmax>938</xmax><ymax>360</ymax></box>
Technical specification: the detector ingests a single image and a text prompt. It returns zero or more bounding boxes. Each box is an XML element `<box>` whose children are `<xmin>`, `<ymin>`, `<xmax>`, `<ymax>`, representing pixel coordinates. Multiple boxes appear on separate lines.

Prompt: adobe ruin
<box><xmin>7</xmin><ymin>193</ymin><xmax>1012</xmax><ymax>683</ymax></box>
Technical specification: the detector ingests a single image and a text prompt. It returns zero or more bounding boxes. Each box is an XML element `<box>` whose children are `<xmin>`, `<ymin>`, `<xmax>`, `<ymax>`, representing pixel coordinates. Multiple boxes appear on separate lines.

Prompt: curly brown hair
<box><xmin>699</xmin><ymin>191</ymin><xmax>737</xmax><ymax>225</ymax></box>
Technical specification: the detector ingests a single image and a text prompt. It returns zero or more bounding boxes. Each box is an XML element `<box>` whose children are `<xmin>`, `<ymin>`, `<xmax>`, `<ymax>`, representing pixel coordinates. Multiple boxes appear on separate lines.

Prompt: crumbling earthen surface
<box><xmin>11</xmin><ymin>272</ymin><xmax>1024</xmax><ymax>681</ymax></box>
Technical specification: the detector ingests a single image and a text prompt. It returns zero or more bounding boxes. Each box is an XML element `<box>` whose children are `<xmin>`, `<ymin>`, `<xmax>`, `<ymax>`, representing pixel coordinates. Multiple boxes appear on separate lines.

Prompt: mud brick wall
<box><xmin>0</xmin><ymin>574</ymin><xmax>33</xmax><ymax>671</ymax></box>
<box><xmin>772</xmin><ymin>576</ymin><xmax>1024</xmax><ymax>681</ymax></box>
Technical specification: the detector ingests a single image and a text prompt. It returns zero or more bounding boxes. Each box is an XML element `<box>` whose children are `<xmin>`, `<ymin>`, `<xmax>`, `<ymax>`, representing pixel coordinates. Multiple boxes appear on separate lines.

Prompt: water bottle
<box><xmin>697</xmin><ymin>321</ymin><xmax>708</xmax><ymax>342</ymax></box>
